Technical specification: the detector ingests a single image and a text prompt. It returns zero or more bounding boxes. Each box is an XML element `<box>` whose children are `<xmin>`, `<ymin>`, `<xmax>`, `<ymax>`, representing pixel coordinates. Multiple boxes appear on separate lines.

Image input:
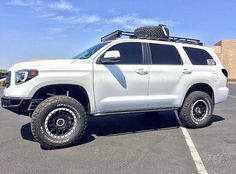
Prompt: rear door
<box><xmin>147</xmin><ymin>43</ymin><xmax>193</xmax><ymax>109</ymax></box>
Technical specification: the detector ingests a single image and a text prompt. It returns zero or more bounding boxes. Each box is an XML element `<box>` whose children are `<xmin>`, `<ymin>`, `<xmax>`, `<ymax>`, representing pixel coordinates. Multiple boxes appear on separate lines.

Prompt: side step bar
<box><xmin>92</xmin><ymin>107</ymin><xmax>178</xmax><ymax>116</ymax></box>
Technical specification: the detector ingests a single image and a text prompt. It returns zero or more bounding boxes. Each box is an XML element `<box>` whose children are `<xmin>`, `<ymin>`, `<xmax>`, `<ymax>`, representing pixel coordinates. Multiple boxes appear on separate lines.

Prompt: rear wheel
<box><xmin>31</xmin><ymin>96</ymin><xmax>87</xmax><ymax>149</ymax></box>
<box><xmin>179</xmin><ymin>91</ymin><xmax>213</xmax><ymax>128</ymax></box>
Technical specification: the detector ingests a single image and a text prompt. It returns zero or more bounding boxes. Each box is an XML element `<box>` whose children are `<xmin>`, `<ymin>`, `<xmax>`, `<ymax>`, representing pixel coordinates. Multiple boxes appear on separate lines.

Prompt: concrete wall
<box><xmin>211</xmin><ymin>40</ymin><xmax>236</xmax><ymax>81</ymax></box>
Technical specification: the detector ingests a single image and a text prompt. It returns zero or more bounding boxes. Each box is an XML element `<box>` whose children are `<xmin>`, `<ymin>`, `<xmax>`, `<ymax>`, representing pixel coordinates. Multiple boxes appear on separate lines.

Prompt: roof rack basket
<box><xmin>101</xmin><ymin>30</ymin><xmax>203</xmax><ymax>45</ymax></box>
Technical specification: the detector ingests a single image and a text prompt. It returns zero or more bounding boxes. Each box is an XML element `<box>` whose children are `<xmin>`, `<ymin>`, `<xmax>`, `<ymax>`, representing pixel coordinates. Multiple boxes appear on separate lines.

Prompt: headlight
<box><xmin>15</xmin><ymin>69</ymin><xmax>38</xmax><ymax>84</ymax></box>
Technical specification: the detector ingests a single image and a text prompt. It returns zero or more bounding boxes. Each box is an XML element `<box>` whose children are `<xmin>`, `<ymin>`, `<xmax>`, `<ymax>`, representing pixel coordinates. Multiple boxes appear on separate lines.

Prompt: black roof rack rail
<box><xmin>101</xmin><ymin>30</ymin><xmax>135</xmax><ymax>42</ymax></box>
<box><xmin>101</xmin><ymin>30</ymin><xmax>203</xmax><ymax>46</ymax></box>
<box><xmin>169</xmin><ymin>36</ymin><xmax>203</xmax><ymax>45</ymax></box>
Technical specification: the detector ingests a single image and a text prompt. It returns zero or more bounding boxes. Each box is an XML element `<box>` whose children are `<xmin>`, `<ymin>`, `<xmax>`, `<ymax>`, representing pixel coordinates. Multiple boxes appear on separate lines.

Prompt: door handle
<box><xmin>136</xmin><ymin>69</ymin><xmax>149</xmax><ymax>75</ymax></box>
<box><xmin>182</xmin><ymin>68</ymin><xmax>192</xmax><ymax>74</ymax></box>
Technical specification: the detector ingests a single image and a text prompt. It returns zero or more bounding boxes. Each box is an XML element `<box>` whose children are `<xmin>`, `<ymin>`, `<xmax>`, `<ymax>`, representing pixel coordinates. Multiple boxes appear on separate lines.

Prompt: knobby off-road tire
<box><xmin>31</xmin><ymin>96</ymin><xmax>87</xmax><ymax>149</ymax></box>
<box><xmin>134</xmin><ymin>26</ymin><xmax>169</xmax><ymax>39</ymax></box>
<box><xmin>179</xmin><ymin>91</ymin><xmax>213</xmax><ymax>128</ymax></box>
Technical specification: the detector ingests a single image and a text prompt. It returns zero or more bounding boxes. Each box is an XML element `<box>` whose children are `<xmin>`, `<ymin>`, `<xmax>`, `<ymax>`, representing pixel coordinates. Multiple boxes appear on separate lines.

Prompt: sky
<box><xmin>0</xmin><ymin>0</ymin><xmax>236</xmax><ymax>69</ymax></box>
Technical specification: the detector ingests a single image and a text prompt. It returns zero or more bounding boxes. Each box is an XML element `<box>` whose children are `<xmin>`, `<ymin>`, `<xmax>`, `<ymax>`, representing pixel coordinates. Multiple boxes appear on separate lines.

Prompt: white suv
<box><xmin>1</xmin><ymin>28</ymin><xmax>229</xmax><ymax>149</ymax></box>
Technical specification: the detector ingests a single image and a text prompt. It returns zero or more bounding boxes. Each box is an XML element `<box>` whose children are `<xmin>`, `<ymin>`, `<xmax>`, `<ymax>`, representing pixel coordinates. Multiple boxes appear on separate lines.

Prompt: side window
<box><xmin>150</xmin><ymin>44</ymin><xmax>183</xmax><ymax>65</ymax></box>
<box><xmin>106</xmin><ymin>42</ymin><xmax>143</xmax><ymax>64</ymax></box>
<box><xmin>183</xmin><ymin>47</ymin><xmax>216</xmax><ymax>65</ymax></box>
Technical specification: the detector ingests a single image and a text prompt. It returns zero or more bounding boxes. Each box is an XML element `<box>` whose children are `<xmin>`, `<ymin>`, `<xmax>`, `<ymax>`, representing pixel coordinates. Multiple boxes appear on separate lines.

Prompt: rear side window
<box><xmin>183</xmin><ymin>47</ymin><xmax>216</xmax><ymax>65</ymax></box>
<box><xmin>107</xmin><ymin>42</ymin><xmax>143</xmax><ymax>64</ymax></box>
<box><xmin>150</xmin><ymin>44</ymin><xmax>182</xmax><ymax>65</ymax></box>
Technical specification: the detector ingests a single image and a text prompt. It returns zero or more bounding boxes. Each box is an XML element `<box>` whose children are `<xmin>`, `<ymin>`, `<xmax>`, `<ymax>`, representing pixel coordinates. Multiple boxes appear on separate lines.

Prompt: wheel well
<box><xmin>32</xmin><ymin>84</ymin><xmax>90</xmax><ymax>113</ymax></box>
<box><xmin>185</xmin><ymin>83</ymin><xmax>215</xmax><ymax>103</ymax></box>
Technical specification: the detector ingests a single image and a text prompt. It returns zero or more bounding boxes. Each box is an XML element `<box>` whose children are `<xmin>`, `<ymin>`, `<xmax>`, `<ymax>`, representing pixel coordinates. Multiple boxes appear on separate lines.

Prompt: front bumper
<box><xmin>1</xmin><ymin>96</ymin><xmax>31</xmax><ymax>116</ymax></box>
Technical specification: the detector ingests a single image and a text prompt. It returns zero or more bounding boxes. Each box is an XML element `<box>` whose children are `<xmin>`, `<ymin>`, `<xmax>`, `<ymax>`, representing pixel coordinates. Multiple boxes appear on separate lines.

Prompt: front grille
<box><xmin>5</xmin><ymin>71</ymin><xmax>11</xmax><ymax>88</ymax></box>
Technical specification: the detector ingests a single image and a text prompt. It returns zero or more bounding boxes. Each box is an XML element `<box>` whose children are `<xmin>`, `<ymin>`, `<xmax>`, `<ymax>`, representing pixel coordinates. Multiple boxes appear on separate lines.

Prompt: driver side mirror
<box><xmin>100</xmin><ymin>50</ymin><xmax>120</xmax><ymax>64</ymax></box>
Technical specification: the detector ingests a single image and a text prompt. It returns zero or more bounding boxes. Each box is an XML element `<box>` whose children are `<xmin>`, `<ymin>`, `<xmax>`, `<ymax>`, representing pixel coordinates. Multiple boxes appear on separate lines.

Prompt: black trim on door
<box><xmin>143</xmin><ymin>43</ymin><xmax>152</xmax><ymax>64</ymax></box>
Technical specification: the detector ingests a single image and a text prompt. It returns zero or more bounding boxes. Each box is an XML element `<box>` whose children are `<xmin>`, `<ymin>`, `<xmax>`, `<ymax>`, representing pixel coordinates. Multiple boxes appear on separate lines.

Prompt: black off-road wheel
<box><xmin>31</xmin><ymin>96</ymin><xmax>87</xmax><ymax>149</ymax></box>
<box><xmin>179</xmin><ymin>91</ymin><xmax>213</xmax><ymax>128</ymax></box>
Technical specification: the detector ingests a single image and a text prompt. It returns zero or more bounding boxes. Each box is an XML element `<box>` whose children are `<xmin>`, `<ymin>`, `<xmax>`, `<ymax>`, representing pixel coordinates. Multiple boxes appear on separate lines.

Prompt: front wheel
<box><xmin>31</xmin><ymin>96</ymin><xmax>87</xmax><ymax>149</ymax></box>
<box><xmin>179</xmin><ymin>91</ymin><xmax>213</xmax><ymax>128</ymax></box>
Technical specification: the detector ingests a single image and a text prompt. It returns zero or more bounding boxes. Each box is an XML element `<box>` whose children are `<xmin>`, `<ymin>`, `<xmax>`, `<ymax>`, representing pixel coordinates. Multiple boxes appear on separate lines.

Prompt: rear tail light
<box><xmin>222</xmin><ymin>69</ymin><xmax>228</xmax><ymax>78</ymax></box>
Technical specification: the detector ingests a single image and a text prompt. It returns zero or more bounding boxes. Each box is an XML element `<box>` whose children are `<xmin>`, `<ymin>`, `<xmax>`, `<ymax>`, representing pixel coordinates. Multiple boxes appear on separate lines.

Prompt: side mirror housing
<box><xmin>100</xmin><ymin>50</ymin><xmax>120</xmax><ymax>64</ymax></box>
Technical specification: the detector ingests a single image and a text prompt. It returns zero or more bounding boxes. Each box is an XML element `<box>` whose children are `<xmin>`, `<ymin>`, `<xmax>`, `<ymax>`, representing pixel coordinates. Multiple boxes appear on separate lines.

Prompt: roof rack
<box><xmin>101</xmin><ymin>30</ymin><xmax>135</xmax><ymax>42</ymax></box>
<box><xmin>101</xmin><ymin>30</ymin><xmax>203</xmax><ymax>46</ymax></box>
<box><xmin>169</xmin><ymin>36</ymin><xmax>203</xmax><ymax>45</ymax></box>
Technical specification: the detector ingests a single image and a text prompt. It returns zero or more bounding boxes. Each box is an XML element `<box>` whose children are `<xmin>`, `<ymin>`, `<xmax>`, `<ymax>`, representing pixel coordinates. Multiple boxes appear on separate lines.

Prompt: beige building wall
<box><xmin>211</xmin><ymin>40</ymin><xmax>236</xmax><ymax>81</ymax></box>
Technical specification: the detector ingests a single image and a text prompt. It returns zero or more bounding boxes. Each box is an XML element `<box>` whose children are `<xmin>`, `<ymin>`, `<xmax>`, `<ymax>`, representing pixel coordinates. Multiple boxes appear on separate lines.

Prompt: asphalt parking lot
<box><xmin>0</xmin><ymin>85</ymin><xmax>236</xmax><ymax>174</ymax></box>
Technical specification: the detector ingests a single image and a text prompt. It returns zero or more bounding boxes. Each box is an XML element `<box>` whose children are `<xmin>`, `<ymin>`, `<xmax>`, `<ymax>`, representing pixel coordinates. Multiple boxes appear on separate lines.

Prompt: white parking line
<box><xmin>174</xmin><ymin>111</ymin><xmax>208</xmax><ymax>174</ymax></box>
<box><xmin>229</xmin><ymin>95</ymin><xmax>236</xmax><ymax>99</ymax></box>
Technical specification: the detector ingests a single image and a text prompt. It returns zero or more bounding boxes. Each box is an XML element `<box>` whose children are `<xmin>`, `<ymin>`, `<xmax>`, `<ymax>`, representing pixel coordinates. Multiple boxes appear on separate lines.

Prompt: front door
<box><xmin>94</xmin><ymin>42</ymin><xmax>149</xmax><ymax>113</ymax></box>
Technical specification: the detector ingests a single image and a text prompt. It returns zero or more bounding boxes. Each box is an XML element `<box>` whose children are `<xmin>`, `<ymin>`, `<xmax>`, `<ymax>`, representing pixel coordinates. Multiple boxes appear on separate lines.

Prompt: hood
<box><xmin>9</xmin><ymin>59</ymin><xmax>90</xmax><ymax>72</ymax></box>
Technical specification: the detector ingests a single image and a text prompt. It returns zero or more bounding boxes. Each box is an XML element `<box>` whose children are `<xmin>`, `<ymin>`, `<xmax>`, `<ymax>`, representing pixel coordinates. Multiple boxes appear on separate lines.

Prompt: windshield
<box><xmin>73</xmin><ymin>42</ymin><xmax>109</xmax><ymax>59</ymax></box>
